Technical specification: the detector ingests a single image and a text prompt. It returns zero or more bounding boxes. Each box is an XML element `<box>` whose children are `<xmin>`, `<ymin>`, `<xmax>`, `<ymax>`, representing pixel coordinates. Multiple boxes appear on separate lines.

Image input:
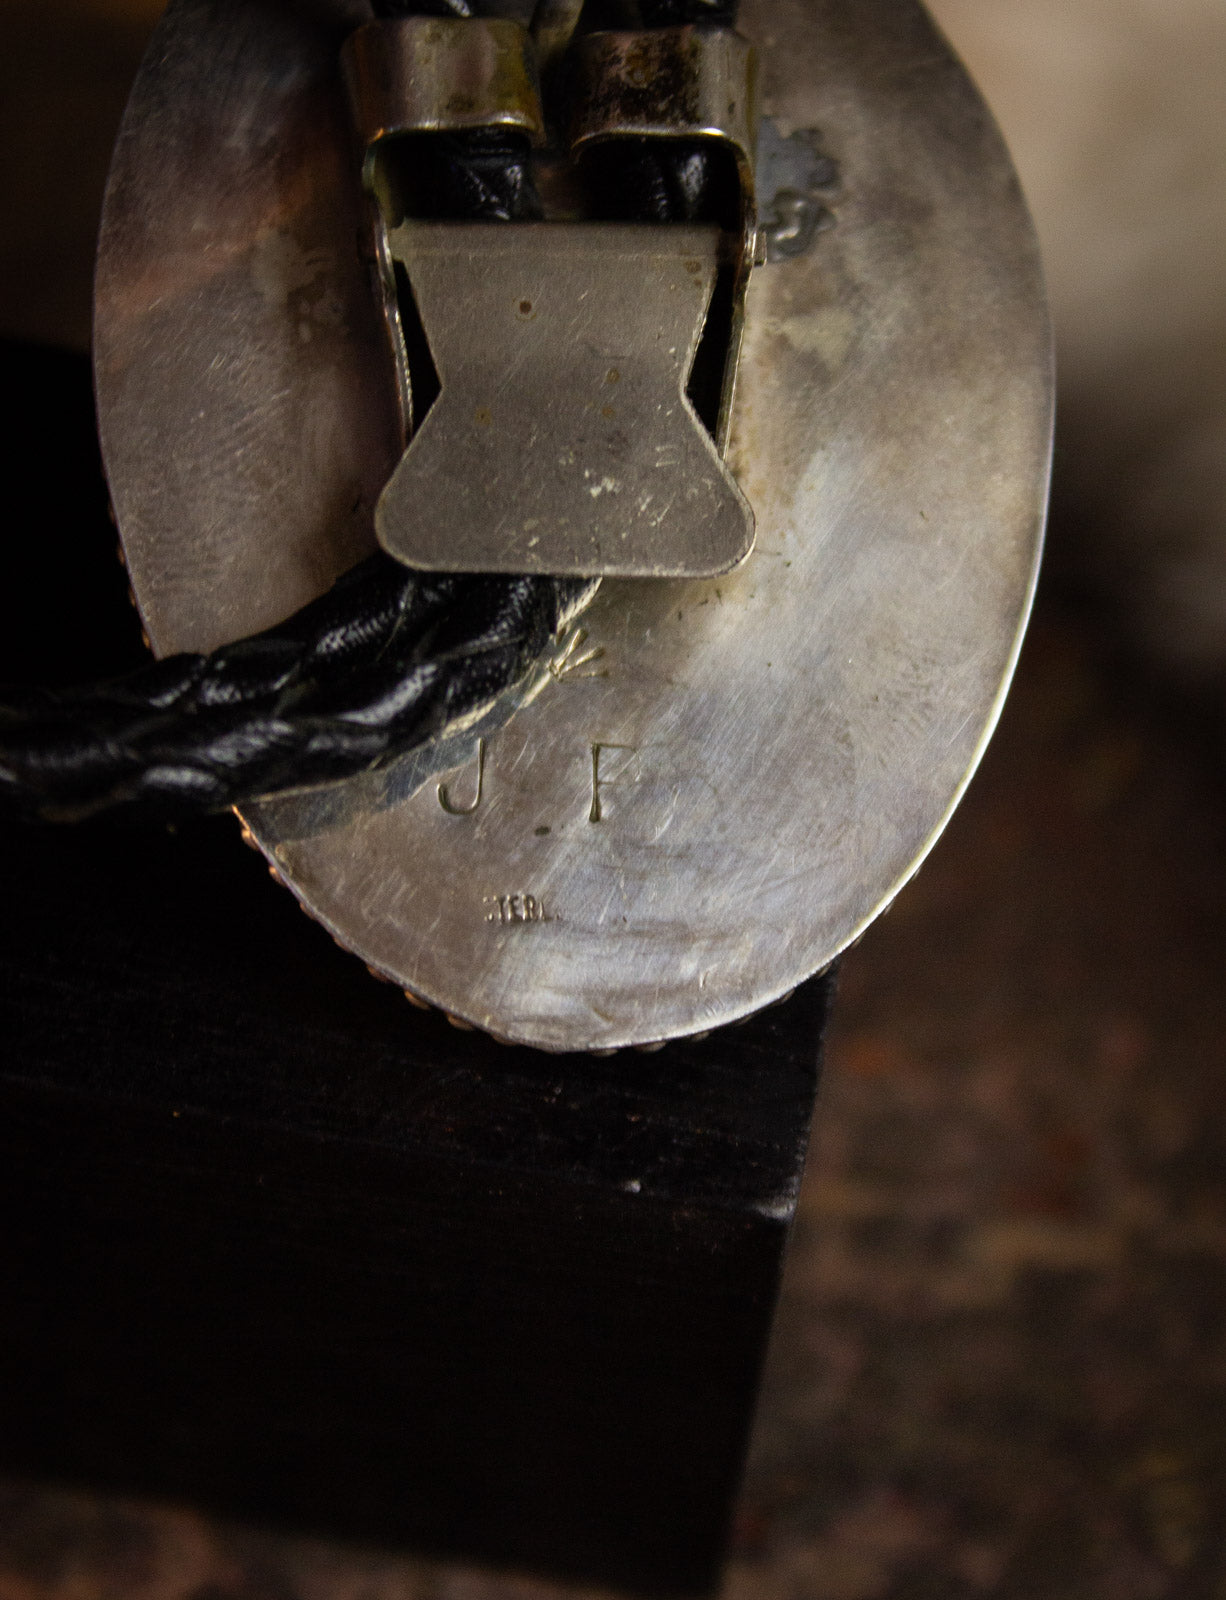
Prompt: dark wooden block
<box><xmin>0</xmin><ymin>342</ymin><xmax>830</xmax><ymax>1595</ymax></box>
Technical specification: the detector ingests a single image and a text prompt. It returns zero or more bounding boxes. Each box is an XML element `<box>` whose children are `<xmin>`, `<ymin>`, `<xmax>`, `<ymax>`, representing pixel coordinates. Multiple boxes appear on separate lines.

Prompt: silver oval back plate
<box><xmin>95</xmin><ymin>0</ymin><xmax>1051</xmax><ymax>1052</ymax></box>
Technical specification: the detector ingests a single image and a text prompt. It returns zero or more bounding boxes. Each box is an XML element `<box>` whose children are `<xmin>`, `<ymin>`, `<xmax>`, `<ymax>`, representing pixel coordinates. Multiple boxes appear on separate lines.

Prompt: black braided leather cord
<box><xmin>0</xmin><ymin>0</ymin><xmax>733</xmax><ymax>824</ymax></box>
<box><xmin>0</xmin><ymin>565</ymin><xmax>598</xmax><ymax>823</ymax></box>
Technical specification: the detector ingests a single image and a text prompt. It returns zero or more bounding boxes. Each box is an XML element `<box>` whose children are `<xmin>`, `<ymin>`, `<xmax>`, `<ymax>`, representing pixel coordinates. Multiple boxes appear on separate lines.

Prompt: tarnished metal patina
<box><xmin>95</xmin><ymin>0</ymin><xmax>1051</xmax><ymax>1052</ymax></box>
<box><xmin>569</xmin><ymin>26</ymin><xmax>757</xmax><ymax>208</ymax></box>
<box><xmin>342</xmin><ymin>16</ymin><xmax>546</xmax><ymax>155</ymax></box>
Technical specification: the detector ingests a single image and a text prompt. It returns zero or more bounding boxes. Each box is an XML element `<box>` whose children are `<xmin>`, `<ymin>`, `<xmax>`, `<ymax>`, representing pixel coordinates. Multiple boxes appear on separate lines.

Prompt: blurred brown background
<box><xmin>1</xmin><ymin>2</ymin><xmax>1224</xmax><ymax>1596</ymax></box>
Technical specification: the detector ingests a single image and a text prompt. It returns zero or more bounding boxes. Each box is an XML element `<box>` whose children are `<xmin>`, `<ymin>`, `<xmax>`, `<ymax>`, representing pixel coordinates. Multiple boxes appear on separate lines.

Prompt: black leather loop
<box><xmin>0</xmin><ymin>563</ymin><xmax>598</xmax><ymax>823</ymax></box>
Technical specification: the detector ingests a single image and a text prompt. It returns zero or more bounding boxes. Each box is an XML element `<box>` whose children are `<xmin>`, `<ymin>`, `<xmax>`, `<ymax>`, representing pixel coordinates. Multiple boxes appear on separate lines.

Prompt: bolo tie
<box><xmin>0</xmin><ymin>0</ymin><xmax>1051</xmax><ymax>1053</ymax></box>
<box><xmin>2</xmin><ymin>0</ymin><xmax>1056</xmax><ymax>1036</ymax></box>
<box><xmin>0</xmin><ymin>0</ymin><xmax>1051</xmax><ymax>1581</ymax></box>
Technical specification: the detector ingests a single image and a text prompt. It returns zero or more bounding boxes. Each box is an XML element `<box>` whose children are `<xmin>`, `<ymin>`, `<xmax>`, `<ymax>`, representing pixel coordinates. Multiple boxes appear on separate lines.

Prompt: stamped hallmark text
<box><xmin>484</xmin><ymin>893</ymin><xmax>555</xmax><ymax>926</ymax></box>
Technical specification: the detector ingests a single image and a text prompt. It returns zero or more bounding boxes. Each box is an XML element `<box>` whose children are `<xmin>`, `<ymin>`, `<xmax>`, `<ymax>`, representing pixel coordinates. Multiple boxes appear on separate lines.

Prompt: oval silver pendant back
<box><xmin>95</xmin><ymin>0</ymin><xmax>1051</xmax><ymax>1052</ymax></box>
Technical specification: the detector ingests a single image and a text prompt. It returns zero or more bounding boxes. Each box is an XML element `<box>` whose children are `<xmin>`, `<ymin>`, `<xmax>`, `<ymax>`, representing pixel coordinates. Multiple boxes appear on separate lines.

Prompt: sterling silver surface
<box><xmin>375</xmin><ymin>221</ymin><xmax>755</xmax><ymax>577</ymax></box>
<box><xmin>95</xmin><ymin>0</ymin><xmax>1052</xmax><ymax>1052</ymax></box>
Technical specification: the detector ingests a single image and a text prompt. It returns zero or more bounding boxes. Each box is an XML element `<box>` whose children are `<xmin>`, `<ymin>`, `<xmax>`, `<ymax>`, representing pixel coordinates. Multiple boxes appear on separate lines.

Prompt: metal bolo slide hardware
<box><xmin>342</xmin><ymin>15</ymin><xmax>757</xmax><ymax>579</ymax></box>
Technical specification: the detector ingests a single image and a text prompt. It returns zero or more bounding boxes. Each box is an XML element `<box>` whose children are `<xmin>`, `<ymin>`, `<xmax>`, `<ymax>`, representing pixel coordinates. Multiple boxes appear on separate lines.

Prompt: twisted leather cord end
<box><xmin>0</xmin><ymin>559</ymin><xmax>597</xmax><ymax>824</ymax></box>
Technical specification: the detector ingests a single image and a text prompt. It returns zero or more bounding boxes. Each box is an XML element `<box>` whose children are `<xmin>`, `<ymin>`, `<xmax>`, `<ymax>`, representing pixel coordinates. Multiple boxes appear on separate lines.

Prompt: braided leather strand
<box><xmin>0</xmin><ymin>563</ymin><xmax>597</xmax><ymax>822</ymax></box>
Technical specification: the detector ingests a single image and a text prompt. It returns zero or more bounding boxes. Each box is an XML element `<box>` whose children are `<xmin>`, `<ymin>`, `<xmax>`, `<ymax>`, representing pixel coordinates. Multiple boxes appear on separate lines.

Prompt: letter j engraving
<box><xmin>438</xmin><ymin>738</ymin><xmax>486</xmax><ymax>815</ymax></box>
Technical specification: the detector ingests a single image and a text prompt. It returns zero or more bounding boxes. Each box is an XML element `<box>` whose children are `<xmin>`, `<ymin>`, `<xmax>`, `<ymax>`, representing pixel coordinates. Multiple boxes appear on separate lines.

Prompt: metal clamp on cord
<box><xmin>344</xmin><ymin>10</ymin><xmax>760</xmax><ymax>579</ymax></box>
<box><xmin>568</xmin><ymin>27</ymin><xmax>757</xmax><ymax>231</ymax></box>
<box><xmin>342</xmin><ymin>17</ymin><xmax>547</xmax><ymax>156</ymax></box>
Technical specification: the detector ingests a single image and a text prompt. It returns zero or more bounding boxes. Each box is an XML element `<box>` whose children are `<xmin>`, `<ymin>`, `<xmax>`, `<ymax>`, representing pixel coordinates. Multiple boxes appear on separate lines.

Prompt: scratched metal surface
<box><xmin>374</xmin><ymin>221</ymin><xmax>755</xmax><ymax>577</ymax></box>
<box><xmin>95</xmin><ymin>0</ymin><xmax>1051</xmax><ymax>1050</ymax></box>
